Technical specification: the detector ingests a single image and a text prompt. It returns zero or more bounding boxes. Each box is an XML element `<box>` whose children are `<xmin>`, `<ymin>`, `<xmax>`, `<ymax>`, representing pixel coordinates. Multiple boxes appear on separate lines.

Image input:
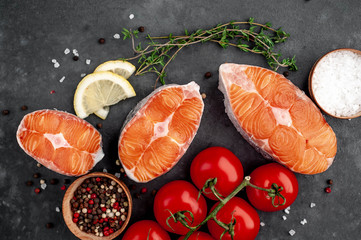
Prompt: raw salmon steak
<box><xmin>17</xmin><ymin>110</ymin><xmax>104</xmax><ymax>176</ymax></box>
<box><xmin>219</xmin><ymin>64</ymin><xmax>337</xmax><ymax>174</ymax></box>
<box><xmin>118</xmin><ymin>81</ymin><xmax>204</xmax><ymax>182</ymax></box>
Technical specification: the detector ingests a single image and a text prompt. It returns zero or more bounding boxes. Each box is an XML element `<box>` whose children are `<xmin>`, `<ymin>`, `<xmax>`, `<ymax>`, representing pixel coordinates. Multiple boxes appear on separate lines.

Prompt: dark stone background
<box><xmin>1</xmin><ymin>0</ymin><xmax>360</xmax><ymax>239</ymax></box>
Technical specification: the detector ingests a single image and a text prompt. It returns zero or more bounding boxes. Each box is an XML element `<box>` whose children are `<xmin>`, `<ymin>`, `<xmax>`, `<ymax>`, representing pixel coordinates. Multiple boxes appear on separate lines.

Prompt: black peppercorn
<box><xmin>21</xmin><ymin>105</ymin><xmax>28</xmax><ymax>111</ymax></box>
<box><xmin>26</xmin><ymin>180</ymin><xmax>34</xmax><ymax>186</ymax></box>
<box><xmin>327</xmin><ymin>179</ymin><xmax>333</xmax><ymax>185</ymax></box>
<box><xmin>64</xmin><ymin>179</ymin><xmax>71</xmax><ymax>184</ymax></box>
<box><xmin>138</xmin><ymin>26</ymin><xmax>145</xmax><ymax>32</ymax></box>
<box><xmin>2</xmin><ymin>110</ymin><xmax>9</xmax><ymax>115</ymax></box>
<box><xmin>50</xmin><ymin>178</ymin><xmax>59</xmax><ymax>185</ymax></box>
<box><xmin>46</xmin><ymin>223</ymin><xmax>54</xmax><ymax>229</ymax></box>
<box><xmin>73</xmin><ymin>56</ymin><xmax>79</xmax><ymax>61</ymax></box>
<box><xmin>98</xmin><ymin>38</ymin><xmax>105</xmax><ymax>44</ymax></box>
<box><xmin>204</xmin><ymin>72</ymin><xmax>212</xmax><ymax>79</ymax></box>
<box><xmin>283</xmin><ymin>71</ymin><xmax>289</xmax><ymax>77</ymax></box>
<box><xmin>33</xmin><ymin>173</ymin><xmax>41</xmax><ymax>178</ymax></box>
<box><xmin>96</xmin><ymin>123</ymin><xmax>102</xmax><ymax>129</ymax></box>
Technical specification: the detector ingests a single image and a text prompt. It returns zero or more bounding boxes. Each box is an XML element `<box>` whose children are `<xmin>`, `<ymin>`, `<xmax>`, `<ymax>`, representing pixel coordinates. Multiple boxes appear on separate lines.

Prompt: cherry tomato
<box><xmin>122</xmin><ymin>220</ymin><xmax>171</xmax><ymax>240</ymax></box>
<box><xmin>154</xmin><ymin>180</ymin><xmax>208</xmax><ymax>235</ymax></box>
<box><xmin>207</xmin><ymin>197</ymin><xmax>260</xmax><ymax>240</ymax></box>
<box><xmin>190</xmin><ymin>147</ymin><xmax>244</xmax><ymax>200</ymax></box>
<box><xmin>246</xmin><ymin>163</ymin><xmax>299</xmax><ymax>212</ymax></box>
<box><xmin>178</xmin><ymin>231</ymin><xmax>215</xmax><ymax>240</ymax></box>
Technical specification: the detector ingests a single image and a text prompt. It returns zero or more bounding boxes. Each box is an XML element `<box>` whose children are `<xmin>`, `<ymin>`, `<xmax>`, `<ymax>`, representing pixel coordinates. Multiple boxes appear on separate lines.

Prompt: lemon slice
<box><xmin>94</xmin><ymin>60</ymin><xmax>136</xmax><ymax>79</ymax></box>
<box><xmin>74</xmin><ymin>71</ymin><xmax>136</xmax><ymax>119</ymax></box>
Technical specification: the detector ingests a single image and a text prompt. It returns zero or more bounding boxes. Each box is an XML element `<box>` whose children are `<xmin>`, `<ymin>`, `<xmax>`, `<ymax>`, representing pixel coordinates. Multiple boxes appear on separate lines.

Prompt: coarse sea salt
<box><xmin>312</xmin><ymin>50</ymin><xmax>361</xmax><ymax>117</ymax></box>
<box><xmin>64</xmin><ymin>48</ymin><xmax>70</xmax><ymax>54</ymax></box>
<box><xmin>59</xmin><ymin>76</ymin><xmax>65</xmax><ymax>83</ymax></box>
<box><xmin>113</xmin><ymin>33</ymin><xmax>121</xmax><ymax>39</ymax></box>
<box><xmin>129</xmin><ymin>14</ymin><xmax>134</xmax><ymax>19</ymax></box>
<box><xmin>289</xmin><ymin>229</ymin><xmax>296</xmax><ymax>236</ymax></box>
<box><xmin>86</xmin><ymin>59</ymin><xmax>91</xmax><ymax>65</ymax></box>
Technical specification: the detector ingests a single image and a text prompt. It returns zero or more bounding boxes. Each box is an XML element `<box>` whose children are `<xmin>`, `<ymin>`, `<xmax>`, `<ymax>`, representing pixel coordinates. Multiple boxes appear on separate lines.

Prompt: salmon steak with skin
<box><xmin>118</xmin><ymin>81</ymin><xmax>204</xmax><ymax>183</ymax></box>
<box><xmin>219</xmin><ymin>64</ymin><xmax>337</xmax><ymax>174</ymax></box>
<box><xmin>17</xmin><ymin>110</ymin><xmax>104</xmax><ymax>176</ymax></box>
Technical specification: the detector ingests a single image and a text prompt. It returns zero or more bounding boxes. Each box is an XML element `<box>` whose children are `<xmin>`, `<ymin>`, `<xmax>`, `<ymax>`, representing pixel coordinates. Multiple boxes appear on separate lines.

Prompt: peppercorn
<box><xmin>73</xmin><ymin>56</ymin><xmax>79</xmax><ymax>61</ymax></box>
<box><xmin>26</xmin><ymin>180</ymin><xmax>34</xmax><ymax>186</ymax></box>
<box><xmin>2</xmin><ymin>110</ymin><xmax>9</xmax><ymax>115</ymax></box>
<box><xmin>98</xmin><ymin>38</ymin><xmax>105</xmax><ymax>44</ymax></box>
<box><xmin>324</xmin><ymin>187</ymin><xmax>331</xmax><ymax>193</ymax></box>
<box><xmin>204</xmin><ymin>72</ymin><xmax>212</xmax><ymax>79</ymax></box>
<box><xmin>46</xmin><ymin>223</ymin><xmax>54</xmax><ymax>229</ymax></box>
<box><xmin>327</xmin><ymin>179</ymin><xmax>333</xmax><ymax>185</ymax></box>
<box><xmin>33</xmin><ymin>173</ymin><xmax>41</xmax><ymax>179</ymax></box>
<box><xmin>64</xmin><ymin>179</ymin><xmax>71</xmax><ymax>184</ymax></box>
<box><xmin>140</xmin><ymin>187</ymin><xmax>147</xmax><ymax>194</ymax></box>
<box><xmin>283</xmin><ymin>71</ymin><xmax>289</xmax><ymax>77</ymax></box>
<box><xmin>50</xmin><ymin>179</ymin><xmax>59</xmax><ymax>185</ymax></box>
<box><xmin>138</xmin><ymin>26</ymin><xmax>145</xmax><ymax>32</ymax></box>
<box><xmin>151</xmin><ymin>189</ymin><xmax>157</xmax><ymax>196</ymax></box>
<box><xmin>96</xmin><ymin>123</ymin><xmax>102</xmax><ymax>129</ymax></box>
<box><xmin>21</xmin><ymin>105</ymin><xmax>28</xmax><ymax>111</ymax></box>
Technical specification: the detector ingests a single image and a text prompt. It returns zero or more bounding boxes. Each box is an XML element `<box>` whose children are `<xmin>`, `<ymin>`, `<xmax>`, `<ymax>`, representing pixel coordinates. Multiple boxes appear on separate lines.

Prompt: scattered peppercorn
<box><xmin>140</xmin><ymin>187</ymin><xmax>147</xmax><ymax>194</ymax></box>
<box><xmin>138</xmin><ymin>26</ymin><xmax>145</xmax><ymax>32</ymax></box>
<box><xmin>283</xmin><ymin>71</ymin><xmax>289</xmax><ymax>77</ymax></box>
<box><xmin>64</xmin><ymin>179</ymin><xmax>71</xmax><ymax>184</ymax></box>
<box><xmin>134</xmin><ymin>193</ymin><xmax>140</xmax><ymax>199</ymax></box>
<box><xmin>36</xmin><ymin>163</ymin><xmax>42</xmax><ymax>167</ymax></box>
<box><xmin>201</xmin><ymin>93</ymin><xmax>207</xmax><ymax>99</ymax></box>
<box><xmin>96</xmin><ymin>123</ymin><xmax>102</xmax><ymax>129</ymax></box>
<box><xmin>204</xmin><ymin>72</ymin><xmax>212</xmax><ymax>79</ymax></box>
<box><xmin>151</xmin><ymin>189</ymin><xmax>157</xmax><ymax>196</ymax></box>
<box><xmin>50</xmin><ymin>179</ymin><xmax>59</xmax><ymax>185</ymax></box>
<box><xmin>34</xmin><ymin>188</ymin><xmax>41</xmax><ymax>194</ymax></box>
<box><xmin>98</xmin><ymin>38</ymin><xmax>106</xmax><ymax>44</ymax></box>
<box><xmin>327</xmin><ymin>179</ymin><xmax>333</xmax><ymax>185</ymax></box>
<box><xmin>46</xmin><ymin>223</ymin><xmax>54</xmax><ymax>229</ymax></box>
<box><xmin>130</xmin><ymin>185</ymin><xmax>136</xmax><ymax>190</ymax></box>
<box><xmin>73</xmin><ymin>56</ymin><xmax>79</xmax><ymax>61</ymax></box>
<box><xmin>324</xmin><ymin>187</ymin><xmax>331</xmax><ymax>193</ymax></box>
<box><xmin>26</xmin><ymin>180</ymin><xmax>34</xmax><ymax>186</ymax></box>
<box><xmin>33</xmin><ymin>173</ymin><xmax>41</xmax><ymax>179</ymax></box>
<box><xmin>2</xmin><ymin>110</ymin><xmax>9</xmax><ymax>115</ymax></box>
<box><xmin>21</xmin><ymin>105</ymin><xmax>28</xmax><ymax>111</ymax></box>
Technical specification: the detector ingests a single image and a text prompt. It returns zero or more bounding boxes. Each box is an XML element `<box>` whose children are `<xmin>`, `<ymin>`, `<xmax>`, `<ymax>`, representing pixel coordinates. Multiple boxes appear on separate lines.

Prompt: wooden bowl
<box><xmin>62</xmin><ymin>172</ymin><xmax>132</xmax><ymax>240</ymax></box>
<box><xmin>308</xmin><ymin>48</ymin><xmax>361</xmax><ymax>119</ymax></box>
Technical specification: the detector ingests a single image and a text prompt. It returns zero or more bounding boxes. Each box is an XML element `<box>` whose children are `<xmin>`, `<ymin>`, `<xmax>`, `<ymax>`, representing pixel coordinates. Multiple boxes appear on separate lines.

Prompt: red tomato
<box><xmin>207</xmin><ymin>197</ymin><xmax>260</xmax><ymax>240</ymax></box>
<box><xmin>154</xmin><ymin>180</ymin><xmax>208</xmax><ymax>235</ymax></box>
<box><xmin>190</xmin><ymin>147</ymin><xmax>244</xmax><ymax>200</ymax></box>
<box><xmin>122</xmin><ymin>220</ymin><xmax>171</xmax><ymax>240</ymax></box>
<box><xmin>178</xmin><ymin>231</ymin><xmax>215</xmax><ymax>240</ymax></box>
<box><xmin>246</xmin><ymin>163</ymin><xmax>299</xmax><ymax>212</ymax></box>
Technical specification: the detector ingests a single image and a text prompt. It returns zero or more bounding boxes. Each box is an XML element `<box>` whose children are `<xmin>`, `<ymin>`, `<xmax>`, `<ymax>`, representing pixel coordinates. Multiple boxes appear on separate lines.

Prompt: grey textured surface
<box><xmin>1</xmin><ymin>0</ymin><xmax>361</xmax><ymax>239</ymax></box>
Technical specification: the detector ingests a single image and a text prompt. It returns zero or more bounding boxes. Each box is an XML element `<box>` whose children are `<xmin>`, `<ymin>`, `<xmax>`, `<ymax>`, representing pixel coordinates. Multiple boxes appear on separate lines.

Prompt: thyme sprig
<box><xmin>122</xmin><ymin>18</ymin><xmax>297</xmax><ymax>87</ymax></box>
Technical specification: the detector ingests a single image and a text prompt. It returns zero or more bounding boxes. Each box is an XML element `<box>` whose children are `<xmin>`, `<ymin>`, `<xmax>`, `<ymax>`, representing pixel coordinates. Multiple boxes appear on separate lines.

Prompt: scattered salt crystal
<box><xmin>51</xmin><ymin>59</ymin><xmax>57</xmax><ymax>63</ymax></box>
<box><xmin>59</xmin><ymin>76</ymin><xmax>65</xmax><ymax>83</ymax></box>
<box><xmin>312</xmin><ymin>50</ymin><xmax>361</xmax><ymax>117</ymax></box>
<box><xmin>300</xmin><ymin>218</ymin><xmax>307</xmax><ymax>225</ymax></box>
<box><xmin>289</xmin><ymin>229</ymin><xmax>296</xmax><ymax>236</ymax></box>
<box><xmin>86</xmin><ymin>59</ymin><xmax>91</xmax><ymax>65</ymax></box>
<box><xmin>80</xmin><ymin>73</ymin><xmax>86</xmax><ymax>77</ymax></box>
<box><xmin>129</xmin><ymin>14</ymin><xmax>134</xmax><ymax>19</ymax></box>
<box><xmin>282</xmin><ymin>215</ymin><xmax>287</xmax><ymax>220</ymax></box>
<box><xmin>64</xmin><ymin>48</ymin><xmax>70</xmax><ymax>54</ymax></box>
<box><xmin>113</xmin><ymin>33</ymin><xmax>121</xmax><ymax>39</ymax></box>
<box><xmin>260</xmin><ymin>222</ymin><xmax>265</xmax><ymax>227</ymax></box>
<box><xmin>72</xmin><ymin>49</ymin><xmax>79</xmax><ymax>56</ymax></box>
<box><xmin>41</xmin><ymin>183</ymin><xmax>47</xmax><ymax>190</ymax></box>
<box><xmin>55</xmin><ymin>207</ymin><xmax>60</xmax><ymax>212</ymax></box>
<box><xmin>103</xmin><ymin>168</ymin><xmax>108</xmax><ymax>173</ymax></box>
<box><xmin>310</xmin><ymin>202</ymin><xmax>316</xmax><ymax>208</ymax></box>
<box><xmin>284</xmin><ymin>206</ymin><xmax>291</xmax><ymax>214</ymax></box>
<box><xmin>54</xmin><ymin>62</ymin><xmax>60</xmax><ymax>68</ymax></box>
<box><xmin>114</xmin><ymin>173</ymin><xmax>121</xmax><ymax>178</ymax></box>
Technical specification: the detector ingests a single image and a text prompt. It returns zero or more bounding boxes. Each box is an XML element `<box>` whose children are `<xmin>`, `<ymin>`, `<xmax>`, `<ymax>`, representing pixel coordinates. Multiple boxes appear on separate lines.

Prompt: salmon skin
<box><xmin>219</xmin><ymin>64</ymin><xmax>337</xmax><ymax>174</ymax></box>
<box><xmin>118</xmin><ymin>82</ymin><xmax>204</xmax><ymax>183</ymax></box>
<box><xmin>16</xmin><ymin>109</ymin><xmax>104</xmax><ymax>176</ymax></box>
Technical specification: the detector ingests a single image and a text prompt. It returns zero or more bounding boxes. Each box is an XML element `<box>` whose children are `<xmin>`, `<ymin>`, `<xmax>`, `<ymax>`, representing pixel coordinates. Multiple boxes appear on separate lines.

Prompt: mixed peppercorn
<box><xmin>70</xmin><ymin>176</ymin><xmax>129</xmax><ymax>237</ymax></box>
